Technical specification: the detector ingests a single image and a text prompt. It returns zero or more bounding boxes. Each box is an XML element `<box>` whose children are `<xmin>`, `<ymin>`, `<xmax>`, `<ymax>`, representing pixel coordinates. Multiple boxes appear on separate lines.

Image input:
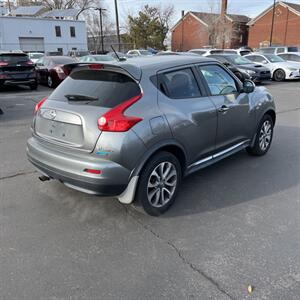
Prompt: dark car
<box><xmin>27</xmin><ymin>56</ymin><xmax>276</xmax><ymax>216</ymax></box>
<box><xmin>36</xmin><ymin>56</ymin><xmax>77</xmax><ymax>88</ymax></box>
<box><xmin>0</xmin><ymin>52</ymin><xmax>37</xmax><ymax>90</ymax></box>
<box><xmin>207</xmin><ymin>54</ymin><xmax>271</xmax><ymax>83</ymax></box>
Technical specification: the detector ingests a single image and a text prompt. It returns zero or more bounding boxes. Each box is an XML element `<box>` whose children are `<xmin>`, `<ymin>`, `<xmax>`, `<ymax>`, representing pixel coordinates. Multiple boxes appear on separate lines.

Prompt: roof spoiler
<box><xmin>63</xmin><ymin>62</ymin><xmax>142</xmax><ymax>81</ymax></box>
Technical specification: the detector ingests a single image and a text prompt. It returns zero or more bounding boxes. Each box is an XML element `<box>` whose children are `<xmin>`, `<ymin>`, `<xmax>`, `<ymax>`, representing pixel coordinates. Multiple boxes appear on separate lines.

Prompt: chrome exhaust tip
<box><xmin>38</xmin><ymin>175</ymin><xmax>50</xmax><ymax>182</ymax></box>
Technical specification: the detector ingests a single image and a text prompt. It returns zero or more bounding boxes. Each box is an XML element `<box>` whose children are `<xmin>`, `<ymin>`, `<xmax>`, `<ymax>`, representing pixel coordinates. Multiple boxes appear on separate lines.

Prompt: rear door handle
<box><xmin>218</xmin><ymin>105</ymin><xmax>230</xmax><ymax>113</ymax></box>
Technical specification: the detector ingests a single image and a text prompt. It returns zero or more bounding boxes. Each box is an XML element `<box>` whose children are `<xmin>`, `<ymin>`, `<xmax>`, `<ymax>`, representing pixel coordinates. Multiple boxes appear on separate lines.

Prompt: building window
<box><xmin>55</xmin><ymin>26</ymin><xmax>61</xmax><ymax>37</ymax></box>
<box><xmin>70</xmin><ymin>26</ymin><xmax>76</xmax><ymax>37</ymax></box>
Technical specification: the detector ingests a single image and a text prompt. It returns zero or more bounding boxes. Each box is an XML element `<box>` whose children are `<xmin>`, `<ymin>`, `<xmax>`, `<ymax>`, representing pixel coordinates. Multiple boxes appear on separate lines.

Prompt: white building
<box><xmin>0</xmin><ymin>8</ymin><xmax>87</xmax><ymax>54</ymax></box>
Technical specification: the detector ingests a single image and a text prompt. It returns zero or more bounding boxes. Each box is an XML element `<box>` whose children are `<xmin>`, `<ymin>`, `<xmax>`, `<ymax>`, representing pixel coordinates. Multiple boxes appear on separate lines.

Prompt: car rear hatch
<box><xmin>0</xmin><ymin>53</ymin><xmax>35</xmax><ymax>79</ymax></box>
<box><xmin>34</xmin><ymin>64</ymin><xmax>142</xmax><ymax>152</ymax></box>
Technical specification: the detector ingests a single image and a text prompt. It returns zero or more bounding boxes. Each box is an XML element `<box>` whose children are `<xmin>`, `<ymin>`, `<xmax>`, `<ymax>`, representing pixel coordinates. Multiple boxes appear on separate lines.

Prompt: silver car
<box><xmin>245</xmin><ymin>53</ymin><xmax>300</xmax><ymax>81</ymax></box>
<box><xmin>27</xmin><ymin>56</ymin><xmax>276</xmax><ymax>216</ymax></box>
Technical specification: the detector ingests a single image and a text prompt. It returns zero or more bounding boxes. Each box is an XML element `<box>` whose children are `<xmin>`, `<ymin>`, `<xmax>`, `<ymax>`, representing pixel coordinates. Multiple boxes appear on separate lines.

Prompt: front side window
<box><xmin>70</xmin><ymin>26</ymin><xmax>76</xmax><ymax>37</ymax></box>
<box><xmin>199</xmin><ymin>65</ymin><xmax>238</xmax><ymax>96</ymax></box>
<box><xmin>160</xmin><ymin>68</ymin><xmax>201</xmax><ymax>99</ymax></box>
<box><xmin>290</xmin><ymin>54</ymin><xmax>300</xmax><ymax>62</ymax></box>
<box><xmin>276</xmin><ymin>47</ymin><xmax>285</xmax><ymax>53</ymax></box>
<box><xmin>55</xmin><ymin>26</ymin><xmax>61</xmax><ymax>37</ymax></box>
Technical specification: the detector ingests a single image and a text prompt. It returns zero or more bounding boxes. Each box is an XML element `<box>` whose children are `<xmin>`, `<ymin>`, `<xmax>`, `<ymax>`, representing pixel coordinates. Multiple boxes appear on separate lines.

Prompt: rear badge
<box><xmin>42</xmin><ymin>109</ymin><xmax>57</xmax><ymax>120</ymax></box>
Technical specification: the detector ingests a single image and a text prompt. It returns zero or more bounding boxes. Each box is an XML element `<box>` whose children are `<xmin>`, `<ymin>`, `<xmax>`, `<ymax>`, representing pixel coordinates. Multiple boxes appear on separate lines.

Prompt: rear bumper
<box><xmin>1</xmin><ymin>78</ymin><xmax>36</xmax><ymax>86</ymax></box>
<box><xmin>27</xmin><ymin>137</ymin><xmax>130</xmax><ymax>196</ymax></box>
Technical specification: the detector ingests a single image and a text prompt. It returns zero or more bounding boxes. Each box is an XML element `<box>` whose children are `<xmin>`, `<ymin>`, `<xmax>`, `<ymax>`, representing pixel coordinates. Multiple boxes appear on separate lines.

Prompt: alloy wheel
<box><xmin>147</xmin><ymin>162</ymin><xmax>177</xmax><ymax>208</ymax></box>
<box><xmin>259</xmin><ymin>120</ymin><xmax>272</xmax><ymax>151</ymax></box>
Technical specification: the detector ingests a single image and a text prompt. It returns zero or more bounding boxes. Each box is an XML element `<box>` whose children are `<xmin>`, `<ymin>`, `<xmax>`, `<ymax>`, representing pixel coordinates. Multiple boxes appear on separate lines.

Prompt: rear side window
<box><xmin>0</xmin><ymin>54</ymin><xmax>29</xmax><ymax>64</ymax></box>
<box><xmin>159</xmin><ymin>68</ymin><xmax>201</xmax><ymax>99</ymax></box>
<box><xmin>48</xmin><ymin>70</ymin><xmax>141</xmax><ymax>108</ymax></box>
<box><xmin>287</xmin><ymin>47</ymin><xmax>299</xmax><ymax>52</ymax></box>
<box><xmin>199</xmin><ymin>65</ymin><xmax>238</xmax><ymax>96</ymax></box>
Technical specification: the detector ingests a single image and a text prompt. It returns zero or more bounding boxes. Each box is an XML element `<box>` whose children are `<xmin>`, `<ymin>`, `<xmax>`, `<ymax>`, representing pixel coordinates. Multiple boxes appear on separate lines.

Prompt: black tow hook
<box><xmin>39</xmin><ymin>175</ymin><xmax>50</xmax><ymax>182</ymax></box>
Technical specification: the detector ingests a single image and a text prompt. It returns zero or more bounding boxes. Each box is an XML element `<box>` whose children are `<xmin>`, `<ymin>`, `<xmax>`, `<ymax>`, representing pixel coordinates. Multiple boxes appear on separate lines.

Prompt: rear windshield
<box><xmin>0</xmin><ymin>54</ymin><xmax>29</xmax><ymax>64</ymax></box>
<box><xmin>287</xmin><ymin>47</ymin><xmax>299</xmax><ymax>52</ymax></box>
<box><xmin>49</xmin><ymin>70</ymin><xmax>141</xmax><ymax>108</ymax></box>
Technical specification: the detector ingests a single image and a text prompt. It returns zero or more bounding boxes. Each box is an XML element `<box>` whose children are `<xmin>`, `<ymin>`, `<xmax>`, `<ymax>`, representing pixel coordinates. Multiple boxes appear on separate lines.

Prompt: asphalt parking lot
<box><xmin>0</xmin><ymin>81</ymin><xmax>300</xmax><ymax>300</ymax></box>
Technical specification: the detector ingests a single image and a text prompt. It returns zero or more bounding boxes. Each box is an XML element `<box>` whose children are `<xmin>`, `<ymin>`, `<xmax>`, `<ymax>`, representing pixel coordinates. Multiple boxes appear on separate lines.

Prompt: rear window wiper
<box><xmin>64</xmin><ymin>94</ymin><xmax>98</xmax><ymax>101</ymax></box>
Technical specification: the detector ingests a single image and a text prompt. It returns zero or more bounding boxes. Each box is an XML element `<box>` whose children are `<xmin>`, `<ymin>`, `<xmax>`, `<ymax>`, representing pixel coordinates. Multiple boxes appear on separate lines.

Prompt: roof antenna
<box><xmin>111</xmin><ymin>45</ymin><xmax>126</xmax><ymax>61</ymax></box>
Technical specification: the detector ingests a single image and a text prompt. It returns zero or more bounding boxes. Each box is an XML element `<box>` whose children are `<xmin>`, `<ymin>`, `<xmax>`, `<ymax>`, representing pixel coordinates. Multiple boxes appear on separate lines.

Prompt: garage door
<box><xmin>19</xmin><ymin>37</ymin><xmax>45</xmax><ymax>52</ymax></box>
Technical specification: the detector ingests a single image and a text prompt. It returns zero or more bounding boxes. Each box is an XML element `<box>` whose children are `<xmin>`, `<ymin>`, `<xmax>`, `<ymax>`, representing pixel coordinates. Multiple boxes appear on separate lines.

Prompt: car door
<box><xmin>197</xmin><ymin>64</ymin><xmax>255</xmax><ymax>151</ymax></box>
<box><xmin>157</xmin><ymin>66</ymin><xmax>217</xmax><ymax>165</ymax></box>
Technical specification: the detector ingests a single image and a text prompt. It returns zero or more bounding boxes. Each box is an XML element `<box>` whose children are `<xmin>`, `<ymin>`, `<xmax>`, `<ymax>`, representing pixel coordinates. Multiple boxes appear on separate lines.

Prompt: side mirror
<box><xmin>262</xmin><ymin>60</ymin><xmax>268</xmax><ymax>64</ymax></box>
<box><xmin>242</xmin><ymin>80</ymin><xmax>255</xmax><ymax>93</ymax></box>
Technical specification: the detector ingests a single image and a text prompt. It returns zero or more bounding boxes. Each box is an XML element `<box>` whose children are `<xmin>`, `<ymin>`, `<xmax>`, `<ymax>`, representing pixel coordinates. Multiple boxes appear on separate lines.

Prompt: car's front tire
<box><xmin>29</xmin><ymin>81</ymin><xmax>38</xmax><ymax>90</ymax></box>
<box><xmin>135</xmin><ymin>151</ymin><xmax>181</xmax><ymax>216</ymax></box>
<box><xmin>247</xmin><ymin>114</ymin><xmax>274</xmax><ymax>156</ymax></box>
<box><xmin>273</xmin><ymin>69</ymin><xmax>285</xmax><ymax>82</ymax></box>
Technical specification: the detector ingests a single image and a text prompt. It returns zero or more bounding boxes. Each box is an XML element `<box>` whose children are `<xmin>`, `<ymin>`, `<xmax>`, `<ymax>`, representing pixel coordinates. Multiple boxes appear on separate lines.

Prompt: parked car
<box><xmin>107</xmin><ymin>51</ymin><xmax>128</xmax><ymax>60</ymax></box>
<box><xmin>156</xmin><ymin>51</ymin><xmax>198</xmax><ymax>56</ymax></box>
<box><xmin>35</xmin><ymin>56</ymin><xmax>77</xmax><ymax>88</ymax></box>
<box><xmin>27</xmin><ymin>56</ymin><xmax>276</xmax><ymax>216</ymax></box>
<box><xmin>207</xmin><ymin>54</ymin><xmax>271</xmax><ymax>83</ymax></box>
<box><xmin>259</xmin><ymin>46</ymin><xmax>300</xmax><ymax>55</ymax></box>
<box><xmin>189</xmin><ymin>49</ymin><xmax>251</xmax><ymax>57</ymax></box>
<box><xmin>28</xmin><ymin>52</ymin><xmax>44</xmax><ymax>64</ymax></box>
<box><xmin>0</xmin><ymin>51</ymin><xmax>37</xmax><ymax>90</ymax></box>
<box><xmin>277</xmin><ymin>53</ymin><xmax>300</xmax><ymax>63</ymax></box>
<box><xmin>68</xmin><ymin>50</ymin><xmax>90</xmax><ymax>59</ymax></box>
<box><xmin>79</xmin><ymin>54</ymin><xmax>116</xmax><ymax>62</ymax></box>
<box><xmin>245</xmin><ymin>53</ymin><xmax>300</xmax><ymax>81</ymax></box>
<box><xmin>127</xmin><ymin>49</ymin><xmax>153</xmax><ymax>57</ymax></box>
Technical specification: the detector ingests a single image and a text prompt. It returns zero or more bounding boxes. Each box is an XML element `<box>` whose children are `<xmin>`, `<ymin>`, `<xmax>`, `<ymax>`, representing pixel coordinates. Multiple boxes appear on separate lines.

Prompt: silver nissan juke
<box><xmin>27</xmin><ymin>56</ymin><xmax>276</xmax><ymax>216</ymax></box>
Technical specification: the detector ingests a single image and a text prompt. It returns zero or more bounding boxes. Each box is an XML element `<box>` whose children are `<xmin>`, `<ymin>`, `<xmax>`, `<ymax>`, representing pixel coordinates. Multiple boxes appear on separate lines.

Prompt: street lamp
<box><xmin>94</xmin><ymin>7</ymin><xmax>107</xmax><ymax>53</ymax></box>
<box><xmin>270</xmin><ymin>0</ymin><xmax>276</xmax><ymax>46</ymax></box>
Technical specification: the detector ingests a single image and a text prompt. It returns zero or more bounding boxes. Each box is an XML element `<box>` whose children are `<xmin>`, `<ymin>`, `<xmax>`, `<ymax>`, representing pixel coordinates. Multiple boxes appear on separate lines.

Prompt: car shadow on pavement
<box><xmin>160</xmin><ymin>125</ymin><xmax>299</xmax><ymax>218</ymax></box>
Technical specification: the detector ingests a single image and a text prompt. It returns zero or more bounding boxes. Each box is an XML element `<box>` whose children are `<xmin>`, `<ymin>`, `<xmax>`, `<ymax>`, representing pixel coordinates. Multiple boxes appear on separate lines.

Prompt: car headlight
<box><xmin>241</xmin><ymin>69</ymin><xmax>256</xmax><ymax>75</ymax></box>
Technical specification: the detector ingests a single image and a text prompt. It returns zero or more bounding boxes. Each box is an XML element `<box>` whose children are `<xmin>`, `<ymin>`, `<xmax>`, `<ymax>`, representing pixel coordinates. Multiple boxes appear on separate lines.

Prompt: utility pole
<box><xmin>270</xmin><ymin>0</ymin><xmax>276</xmax><ymax>46</ymax></box>
<box><xmin>94</xmin><ymin>8</ymin><xmax>107</xmax><ymax>53</ymax></box>
<box><xmin>114</xmin><ymin>0</ymin><xmax>121</xmax><ymax>51</ymax></box>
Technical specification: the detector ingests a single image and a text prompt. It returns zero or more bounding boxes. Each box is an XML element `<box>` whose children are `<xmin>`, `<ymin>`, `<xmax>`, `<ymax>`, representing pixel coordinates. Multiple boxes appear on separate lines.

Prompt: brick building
<box><xmin>248</xmin><ymin>1</ymin><xmax>300</xmax><ymax>48</ymax></box>
<box><xmin>171</xmin><ymin>0</ymin><xmax>249</xmax><ymax>51</ymax></box>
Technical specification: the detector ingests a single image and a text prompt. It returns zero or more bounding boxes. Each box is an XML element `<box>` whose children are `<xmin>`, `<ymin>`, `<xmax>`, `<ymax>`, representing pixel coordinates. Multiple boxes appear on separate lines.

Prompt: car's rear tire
<box><xmin>273</xmin><ymin>69</ymin><xmax>285</xmax><ymax>82</ymax></box>
<box><xmin>135</xmin><ymin>151</ymin><xmax>181</xmax><ymax>216</ymax></box>
<box><xmin>247</xmin><ymin>114</ymin><xmax>274</xmax><ymax>156</ymax></box>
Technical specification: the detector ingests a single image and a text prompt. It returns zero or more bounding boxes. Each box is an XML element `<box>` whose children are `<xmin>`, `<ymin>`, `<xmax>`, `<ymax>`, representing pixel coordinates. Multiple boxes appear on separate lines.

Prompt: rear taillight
<box><xmin>0</xmin><ymin>62</ymin><xmax>8</xmax><ymax>66</ymax></box>
<box><xmin>89</xmin><ymin>64</ymin><xmax>103</xmax><ymax>70</ymax></box>
<box><xmin>98</xmin><ymin>93</ymin><xmax>143</xmax><ymax>132</ymax></box>
<box><xmin>34</xmin><ymin>97</ymin><xmax>47</xmax><ymax>114</ymax></box>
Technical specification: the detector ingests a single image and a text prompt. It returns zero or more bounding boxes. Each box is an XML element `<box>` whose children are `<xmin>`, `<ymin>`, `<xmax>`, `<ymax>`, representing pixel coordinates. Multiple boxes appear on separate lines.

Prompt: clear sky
<box><xmin>100</xmin><ymin>0</ymin><xmax>300</xmax><ymax>29</ymax></box>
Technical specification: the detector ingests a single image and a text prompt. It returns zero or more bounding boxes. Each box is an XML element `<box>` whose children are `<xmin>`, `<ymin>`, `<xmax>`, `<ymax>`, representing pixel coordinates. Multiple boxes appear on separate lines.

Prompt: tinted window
<box><xmin>199</xmin><ymin>65</ymin><xmax>238</xmax><ymax>96</ymax></box>
<box><xmin>160</xmin><ymin>68</ymin><xmax>201</xmax><ymax>99</ymax></box>
<box><xmin>240</xmin><ymin>50</ymin><xmax>251</xmax><ymax>56</ymax></box>
<box><xmin>287</xmin><ymin>47</ymin><xmax>299</xmax><ymax>52</ymax></box>
<box><xmin>0</xmin><ymin>54</ymin><xmax>29</xmax><ymax>64</ymax></box>
<box><xmin>55</xmin><ymin>26</ymin><xmax>61</xmax><ymax>37</ymax></box>
<box><xmin>49</xmin><ymin>70</ymin><xmax>141</xmax><ymax>108</ymax></box>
